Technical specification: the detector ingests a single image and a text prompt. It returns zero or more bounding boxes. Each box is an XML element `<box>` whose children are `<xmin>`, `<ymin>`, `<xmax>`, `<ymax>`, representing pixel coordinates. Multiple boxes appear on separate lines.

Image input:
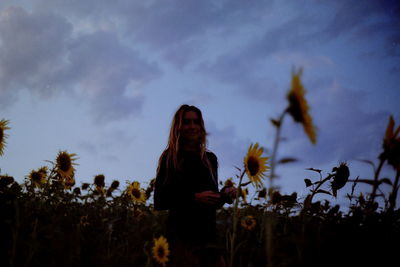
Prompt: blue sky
<box><xmin>1</xmin><ymin>0</ymin><xmax>399</xmax><ymax>209</ymax></box>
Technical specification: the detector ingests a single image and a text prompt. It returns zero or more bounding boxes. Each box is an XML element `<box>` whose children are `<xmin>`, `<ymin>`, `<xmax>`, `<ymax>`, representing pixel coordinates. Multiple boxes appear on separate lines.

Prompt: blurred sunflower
<box><xmin>56</xmin><ymin>151</ymin><xmax>78</xmax><ymax>180</ymax></box>
<box><xmin>241</xmin><ymin>215</ymin><xmax>257</xmax><ymax>230</ymax></box>
<box><xmin>287</xmin><ymin>68</ymin><xmax>317</xmax><ymax>144</ymax></box>
<box><xmin>152</xmin><ymin>236</ymin><xmax>170</xmax><ymax>266</ymax></box>
<box><xmin>127</xmin><ymin>181</ymin><xmax>146</xmax><ymax>204</ymax></box>
<box><xmin>0</xmin><ymin>119</ymin><xmax>11</xmax><ymax>156</ymax></box>
<box><xmin>64</xmin><ymin>176</ymin><xmax>75</xmax><ymax>190</ymax></box>
<box><xmin>381</xmin><ymin>115</ymin><xmax>400</xmax><ymax>170</ymax></box>
<box><xmin>224</xmin><ymin>178</ymin><xmax>236</xmax><ymax>187</ymax></box>
<box><xmin>96</xmin><ymin>185</ymin><xmax>106</xmax><ymax>195</ymax></box>
<box><xmin>331</xmin><ymin>162</ymin><xmax>350</xmax><ymax>197</ymax></box>
<box><xmin>239</xmin><ymin>187</ymin><xmax>248</xmax><ymax>204</ymax></box>
<box><xmin>28</xmin><ymin>166</ymin><xmax>48</xmax><ymax>187</ymax></box>
<box><xmin>244</xmin><ymin>143</ymin><xmax>269</xmax><ymax>188</ymax></box>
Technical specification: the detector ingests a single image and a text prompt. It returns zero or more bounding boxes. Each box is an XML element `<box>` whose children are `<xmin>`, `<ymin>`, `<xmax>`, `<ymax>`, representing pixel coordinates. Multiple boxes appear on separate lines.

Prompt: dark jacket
<box><xmin>154</xmin><ymin>150</ymin><xmax>225</xmax><ymax>245</ymax></box>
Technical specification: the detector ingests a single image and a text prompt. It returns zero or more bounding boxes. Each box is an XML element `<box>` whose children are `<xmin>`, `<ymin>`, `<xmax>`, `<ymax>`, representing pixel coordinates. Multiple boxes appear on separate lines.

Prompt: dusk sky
<box><xmin>1</xmin><ymin>0</ymin><xmax>399</xmax><ymax>208</ymax></box>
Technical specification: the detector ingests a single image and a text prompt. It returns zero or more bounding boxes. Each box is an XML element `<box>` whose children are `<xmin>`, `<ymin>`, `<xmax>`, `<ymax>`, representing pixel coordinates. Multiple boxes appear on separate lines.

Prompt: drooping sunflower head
<box><xmin>331</xmin><ymin>162</ymin><xmax>350</xmax><ymax>197</ymax></box>
<box><xmin>94</xmin><ymin>174</ymin><xmax>105</xmax><ymax>187</ymax></box>
<box><xmin>28</xmin><ymin>166</ymin><xmax>48</xmax><ymax>187</ymax></box>
<box><xmin>64</xmin><ymin>176</ymin><xmax>75</xmax><ymax>190</ymax></box>
<box><xmin>127</xmin><ymin>181</ymin><xmax>146</xmax><ymax>204</ymax></box>
<box><xmin>0</xmin><ymin>119</ymin><xmax>11</xmax><ymax>156</ymax></box>
<box><xmin>224</xmin><ymin>178</ymin><xmax>235</xmax><ymax>187</ymax></box>
<box><xmin>56</xmin><ymin>151</ymin><xmax>77</xmax><ymax>180</ymax></box>
<box><xmin>152</xmin><ymin>236</ymin><xmax>170</xmax><ymax>266</ymax></box>
<box><xmin>239</xmin><ymin>187</ymin><xmax>248</xmax><ymax>204</ymax></box>
<box><xmin>382</xmin><ymin>115</ymin><xmax>400</xmax><ymax>170</ymax></box>
<box><xmin>241</xmin><ymin>215</ymin><xmax>257</xmax><ymax>230</ymax></box>
<box><xmin>244</xmin><ymin>143</ymin><xmax>269</xmax><ymax>188</ymax></box>
<box><xmin>286</xmin><ymin>68</ymin><xmax>317</xmax><ymax>144</ymax></box>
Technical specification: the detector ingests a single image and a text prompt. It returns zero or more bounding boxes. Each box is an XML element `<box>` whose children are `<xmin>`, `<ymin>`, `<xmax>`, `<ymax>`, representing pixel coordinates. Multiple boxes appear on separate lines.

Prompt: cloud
<box><xmin>0</xmin><ymin>6</ymin><xmax>161</xmax><ymax>121</ymax></box>
<box><xmin>0</xmin><ymin>6</ymin><xmax>72</xmax><ymax>101</ymax></box>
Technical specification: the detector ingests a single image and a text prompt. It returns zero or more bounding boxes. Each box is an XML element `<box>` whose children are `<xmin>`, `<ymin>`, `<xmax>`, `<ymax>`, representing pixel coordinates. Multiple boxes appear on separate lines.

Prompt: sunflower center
<box><xmin>288</xmin><ymin>94</ymin><xmax>304</xmax><ymax>122</ymax></box>
<box><xmin>58</xmin><ymin>154</ymin><xmax>72</xmax><ymax>171</ymax></box>
<box><xmin>157</xmin><ymin>246</ymin><xmax>165</xmax><ymax>258</ymax></box>
<box><xmin>247</xmin><ymin>156</ymin><xmax>260</xmax><ymax>176</ymax></box>
<box><xmin>132</xmin><ymin>188</ymin><xmax>141</xmax><ymax>199</ymax></box>
<box><xmin>31</xmin><ymin>172</ymin><xmax>41</xmax><ymax>182</ymax></box>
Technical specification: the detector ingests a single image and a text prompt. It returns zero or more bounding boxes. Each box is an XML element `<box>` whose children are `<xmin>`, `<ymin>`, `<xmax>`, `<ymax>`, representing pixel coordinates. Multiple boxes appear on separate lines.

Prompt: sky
<box><xmin>0</xmin><ymin>0</ymin><xmax>399</xmax><ymax>209</ymax></box>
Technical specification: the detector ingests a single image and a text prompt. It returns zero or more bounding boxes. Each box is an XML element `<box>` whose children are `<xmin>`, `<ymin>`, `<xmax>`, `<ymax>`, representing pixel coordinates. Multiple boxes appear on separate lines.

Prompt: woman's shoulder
<box><xmin>206</xmin><ymin>151</ymin><xmax>218</xmax><ymax>165</ymax></box>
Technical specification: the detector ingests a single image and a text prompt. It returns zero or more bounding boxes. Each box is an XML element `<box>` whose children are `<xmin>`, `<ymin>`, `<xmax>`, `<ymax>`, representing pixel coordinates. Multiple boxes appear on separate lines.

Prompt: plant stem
<box><xmin>269</xmin><ymin>109</ymin><xmax>287</xmax><ymax>190</ymax></box>
<box><xmin>389</xmin><ymin>170</ymin><xmax>400</xmax><ymax>212</ymax></box>
<box><xmin>370</xmin><ymin>158</ymin><xmax>385</xmax><ymax>203</ymax></box>
<box><xmin>309</xmin><ymin>174</ymin><xmax>333</xmax><ymax>203</ymax></box>
<box><xmin>229</xmin><ymin>169</ymin><xmax>246</xmax><ymax>267</ymax></box>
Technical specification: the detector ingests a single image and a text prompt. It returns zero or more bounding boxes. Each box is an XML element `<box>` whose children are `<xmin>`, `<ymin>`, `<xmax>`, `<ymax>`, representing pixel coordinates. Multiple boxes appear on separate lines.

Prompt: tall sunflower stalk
<box><xmin>229</xmin><ymin>143</ymin><xmax>269</xmax><ymax>267</ymax></box>
<box><xmin>269</xmin><ymin>67</ymin><xmax>317</xmax><ymax>192</ymax></box>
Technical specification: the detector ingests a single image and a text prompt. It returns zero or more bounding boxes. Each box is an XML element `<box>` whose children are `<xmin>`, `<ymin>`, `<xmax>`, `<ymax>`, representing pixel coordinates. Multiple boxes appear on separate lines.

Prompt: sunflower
<box><xmin>28</xmin><ymin>166</ymin><xmax>48</xmax><ymax>187</ymax></box>
<box><xmin>0</xmin><ymin>119</ymin><xmax>11</xmax><ymax>156</ymax></box>
<box><xmin>244</xmin><ymin>143</ymin><xmax>269</xmax><ymax>188</ymax></box>
<box><xmin>64</xmin><ymin>176</ymin><xmax>75</xmax><ymax>190</ymax></box>
<box><xmin>241</xmin><ymin>215</ymin><xmax>257</xmax><ymax>230</ymax></box>
<box><xmin>152</xmin><ymin>236</ymin><xmax>170</xmax><ymax>266</ymax></box>
<box><xmin>56</xmin><ymin>151</ymin><xmax>78</xmax><ymax>180</ymax></box>
<box><xmin>127</xmin><ymin>181</ymin><xmax>146</xmax><ymax>204</ymax></box>
<box><xmin>239</xmin><ymin>187</ymin><xmax>248</xmax><ymax>204</ymax></box>
<box><xmin>381</xmin><ymin>115</ymin><xmax>400</xmax><ymax>170</ymax></box>
<box><xmin>331</xmin><ymin>162</ymin><xmax>350</xmax><ymax>197</ymax></box>
<box><xmin>96</xmin><ymin>185</ymin><xmax>105</xmax><ymax>195</ymax></box>
<box><xmin>287</xmin><ymin>68</ymin><xmax>317</xmax><ymax>144</ymax></box>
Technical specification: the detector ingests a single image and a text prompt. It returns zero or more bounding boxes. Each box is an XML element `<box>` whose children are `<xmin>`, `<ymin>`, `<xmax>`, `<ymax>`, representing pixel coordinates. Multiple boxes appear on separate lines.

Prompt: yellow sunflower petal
<box><xmin>0</xmin><ymin>119</ymin><xmax>11</xmax><ymax>156</ymax></box>
<box><xmin>152</xmin><ymin>236</ymin><xmax>170</xmax><ymax>265</ymax></box>
<box><xmin>244</xmin><ymin>143</ymin><xmax>269</xmax><ymax>188</ymax></box>
<box><xmin>287</xmin><ymin>68</ymin><xmax>317</xmax><ymax>144</ymax></box>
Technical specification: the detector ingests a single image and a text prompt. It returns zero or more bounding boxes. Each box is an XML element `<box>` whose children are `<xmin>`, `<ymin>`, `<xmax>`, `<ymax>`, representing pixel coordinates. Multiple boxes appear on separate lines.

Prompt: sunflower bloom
<box><xmin>152</xmin><ymin>236</ymin><xmax>170</xmax><ymax>266</ymax></box>
<box><xmin>239</xmin><ymin>187</ymin><xmax>248</xmax><ymax>204</ymax></box>
<box><xmin>381</xmin><ymin>115</ymin><xmax>400</xmax><ymax>170</ymax></box>
<box><xmin>241</xmin><ymin>215</ymin><xmax>257</xmax><ymax>230</ymax></box>
<box><xmin>127</xmin><ymin>181</ymin><xmax>146</xmax><ymax>204</ymax></box>
<box><xmin>28</xmin><ymin>166</ymin><xmax>48</xmax><ymax>187</ymax></box>
<box><xmin>0</xmin><ymin>119</ymin><xmax>11</xmax><ymax>156</ymax></box>
<box><xmin>56</xmin><ymin>151</ymin><xmax>78</xmax><ymax>180</ymax></box>
<box><xmin>244</xmin><ymin>143</ymin><xmax>269</xmax><ymax>188</ymax></box>
<box><xmin>287</xmin><ymin>68</ymin><xmax>317</xmax><ymax>144</ymax></box>
<box><xmin>64</xmin><ymin>176</ymin><xmax>76</xmax><ymax>190</ymax></box>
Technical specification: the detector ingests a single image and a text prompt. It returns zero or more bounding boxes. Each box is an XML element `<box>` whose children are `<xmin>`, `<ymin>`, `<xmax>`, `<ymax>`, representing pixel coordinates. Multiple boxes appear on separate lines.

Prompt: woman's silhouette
<box><xmin>154</xmin><ymin>104</ymin><xmax>236</xmax><ymax>267</ymax></box>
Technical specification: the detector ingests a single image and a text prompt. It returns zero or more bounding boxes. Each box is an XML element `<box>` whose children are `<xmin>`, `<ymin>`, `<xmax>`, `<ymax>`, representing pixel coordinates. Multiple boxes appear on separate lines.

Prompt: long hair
<box><xmin>157</xmin><ymin>104</ymin><xmax>214</xmax><ymax>183</ymax></box>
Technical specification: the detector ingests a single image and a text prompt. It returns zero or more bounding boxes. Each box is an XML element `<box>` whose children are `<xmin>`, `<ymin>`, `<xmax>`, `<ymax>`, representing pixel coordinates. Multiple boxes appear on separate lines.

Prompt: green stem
<box><xmin>229</xmin><ymin>169</ymin><xmax>246</xmax><ymax>267</ymax></box>
<box><xmin>309</xmin><ymin>174</ymin><xmax>333</xmax><ymax>204</ymax></box>
<box><xmin>370</xmin><ymin>158</ymin><xmax>385</xmax><ymax>203</ymax></box>
<box><xmin>389</xmin><ymin>170</ymin><xmax>400</xmax><ymax>212</ymax></box>
<box><xmin>269</xmin><ymin>109</ymin><xmax>288</xmax><ymax>191</ymax></box>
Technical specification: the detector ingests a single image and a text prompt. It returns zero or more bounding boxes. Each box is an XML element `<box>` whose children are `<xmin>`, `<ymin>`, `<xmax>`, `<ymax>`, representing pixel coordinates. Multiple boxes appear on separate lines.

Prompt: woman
<box><xmin>154</xmin><ymin>104</ymin><xmax>236</xmax><ymax>267</ymax></box>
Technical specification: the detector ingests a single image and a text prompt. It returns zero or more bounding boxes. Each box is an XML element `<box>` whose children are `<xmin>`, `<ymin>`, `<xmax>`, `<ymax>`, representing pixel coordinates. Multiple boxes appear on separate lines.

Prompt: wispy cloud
<box><xmin>0</xmin><ymin>6</ymin><xmax>161</xmax><ymax>122</ymax></box>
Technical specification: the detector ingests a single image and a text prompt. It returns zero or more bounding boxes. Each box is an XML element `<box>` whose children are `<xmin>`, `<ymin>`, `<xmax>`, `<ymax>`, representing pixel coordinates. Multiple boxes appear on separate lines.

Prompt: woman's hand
<box><xmin>223</xmin><ymin>186</ymin><xmax>237</xmax><ymax>199</ymax></box>
<box><xmin>195</xmin><ymin>191</ymin><xmax>221</xmax><ymax>205</ymax></box>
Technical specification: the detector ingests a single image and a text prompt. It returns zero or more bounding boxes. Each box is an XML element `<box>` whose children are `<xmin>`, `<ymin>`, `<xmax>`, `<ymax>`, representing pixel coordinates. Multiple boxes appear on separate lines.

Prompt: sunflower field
<box><xmin>1</xmin><ymin>70</ymin><xmax>400</xmax><ymax>267</ymax></box>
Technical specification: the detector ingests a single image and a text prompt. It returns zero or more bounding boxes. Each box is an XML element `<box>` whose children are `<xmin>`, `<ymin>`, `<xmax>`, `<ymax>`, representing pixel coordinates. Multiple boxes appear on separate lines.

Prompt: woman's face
<box><xmin>181</xmin><ymin>110</ymin><xmax>201</xmax><ymax>142</ymax></box>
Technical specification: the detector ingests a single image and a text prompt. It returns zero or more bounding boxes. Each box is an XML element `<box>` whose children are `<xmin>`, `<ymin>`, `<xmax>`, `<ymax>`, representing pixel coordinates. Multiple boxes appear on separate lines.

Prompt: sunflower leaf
<box><xmin>270</xmin><ymin>118</ymin><xmax>281</xmax><ymax>127</ymax></box>
<box><xmin>355</xmin><ymin>159</ymin><xmax>376</xmax><ymax>173</ymax></box>
<box><xmin>305</xmin><ymin>167</ymin><xmax>322</xmax><ymax>173</ymax></box>
<box><xmin>278</xmin><ymin>157</ymin><xmax>298</xmax><ymax>164</ymax></box>
<box><xmin>304</xmin><ymin>178</ymin><xmax>313</xmax><ymax>187</ymax></box>
<box><xmin>379</xmin><ymin>178</ymin><xmax>392</xmax><ymax>185</ymax></box>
